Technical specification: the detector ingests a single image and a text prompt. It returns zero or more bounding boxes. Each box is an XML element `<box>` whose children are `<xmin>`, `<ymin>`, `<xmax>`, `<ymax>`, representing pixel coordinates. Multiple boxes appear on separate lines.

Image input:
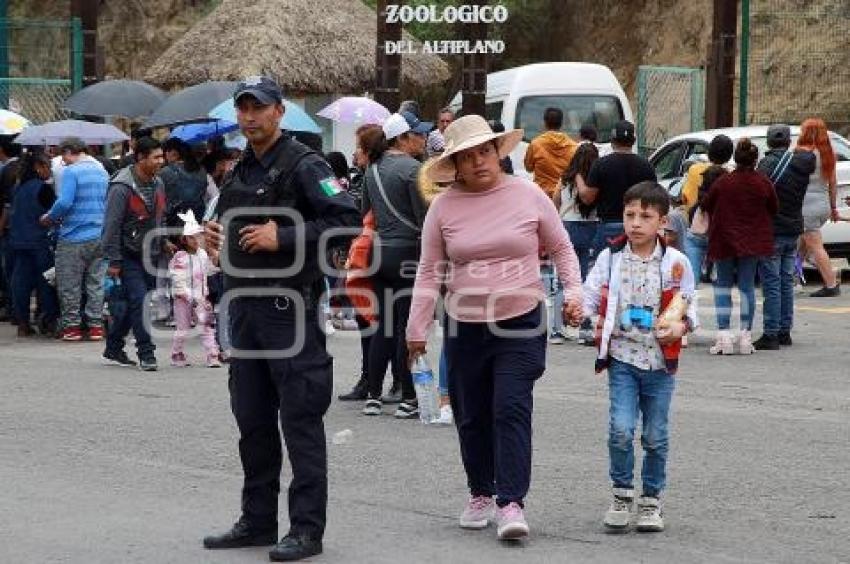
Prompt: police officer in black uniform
<box><xmin>202</xmin><ymin>76</ymin><xmax>360</xmax><ymax>562</ymax></box>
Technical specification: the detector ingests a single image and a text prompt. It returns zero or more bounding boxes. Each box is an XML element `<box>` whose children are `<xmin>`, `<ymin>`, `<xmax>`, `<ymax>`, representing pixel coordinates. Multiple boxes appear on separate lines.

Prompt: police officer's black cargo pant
<box><xmin>228</xmin><ymin>295</ymin><xmax>332</xmax><ymax>540</ymax></box>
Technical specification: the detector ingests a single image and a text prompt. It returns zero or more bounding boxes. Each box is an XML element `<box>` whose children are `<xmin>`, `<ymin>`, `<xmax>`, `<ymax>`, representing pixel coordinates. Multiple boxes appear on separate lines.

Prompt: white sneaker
<box><xmin>324</xmin><ymin>319</ymin><xmax>336</xmax><ymax>335</ymax></box>
<box><xmin>459</xmin><ymin>496</ymin><xmax>495</xmax><ymax>529</ymax></box>
<box><xmin>496</xmin><ymin>502</ymin><xmax>530</xmax><ymax>540</ymax></box>
<box><xmin>437</xmin><ymin>404</ymin><xmax>454</xmax><ymax>425</ymax></box>
<box><xmin>603</xmin><ymin>487</ymin><xmax>634</xmax><ymax>530</ymax></box>
<box><xmin>548</xmin><ymin>332</ymin><xmax>567</xmax><ymax>345</ymax></box>
<box><xmin>635</xmin><ymin>496</ymin><xmax>664</xmax><ymax>532</ymax></box>
<box><xmin>738</xmin><ymin>330</ymin><xmax>755</xmax><ymax>355</ymax></box>
<box><xmin>362</xmin><ymin>398</ymin><xmax>382</xmax><ymax>416</ymax></box>
<box><xmin>709</xmin><ymin>330</ymin><xmax>735</xmax><ymax>355</ymax></box>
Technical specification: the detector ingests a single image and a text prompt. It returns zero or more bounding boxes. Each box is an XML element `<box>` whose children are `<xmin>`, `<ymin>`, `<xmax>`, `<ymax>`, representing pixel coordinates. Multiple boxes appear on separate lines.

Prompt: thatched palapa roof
<box><xmin>144</xmin><ymin>0</ymin><xmax>451</xmax><ymax>93</ymax></box>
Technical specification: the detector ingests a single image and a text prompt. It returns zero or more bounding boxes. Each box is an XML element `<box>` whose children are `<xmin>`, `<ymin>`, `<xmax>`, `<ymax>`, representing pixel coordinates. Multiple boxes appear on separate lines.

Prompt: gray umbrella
<box><xmin>15</xmin><ymin>120</ymin><xmax>129</xmax><ymax>145</ymax></box>
<box><xmin>62</xmin><ymin>79</ymin><xmax>167</xmax><ymax>119</ymax></box>
<box><xmin>142</xmin><ymin>81</ymin><xmax>238</xmax><ymax>129</ymax></box>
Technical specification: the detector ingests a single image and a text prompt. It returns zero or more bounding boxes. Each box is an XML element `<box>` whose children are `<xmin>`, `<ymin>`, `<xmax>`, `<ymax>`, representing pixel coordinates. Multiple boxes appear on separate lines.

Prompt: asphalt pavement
<box><xmin>1</xmin><ymin>283</ymin><xmax>849</xmax><ymax>564</ymax></box>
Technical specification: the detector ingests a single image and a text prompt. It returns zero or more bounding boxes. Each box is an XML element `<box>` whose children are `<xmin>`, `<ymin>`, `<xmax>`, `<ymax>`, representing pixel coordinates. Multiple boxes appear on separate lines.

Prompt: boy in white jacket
<box><xmin>583</xmin><ymin>182</ymin><xmax>698</xmax><ymax>533</ymax></box>
<box><xmin>168</xmin><ymin>210</ymin><xmax>220</xmax><ymax>367</ymax></box>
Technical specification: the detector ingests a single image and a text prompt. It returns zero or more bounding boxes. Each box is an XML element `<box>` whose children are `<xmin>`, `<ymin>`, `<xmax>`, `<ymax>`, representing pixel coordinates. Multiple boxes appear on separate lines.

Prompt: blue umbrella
<box><xmin>209</xmin><ymin>99</ymin><xmax>322</xmax><ymax>134</ymax></box>
<box><xmin>169</xmin><ymin>120</ymin><xmax>238</xmax><ymax>144</ymax></box>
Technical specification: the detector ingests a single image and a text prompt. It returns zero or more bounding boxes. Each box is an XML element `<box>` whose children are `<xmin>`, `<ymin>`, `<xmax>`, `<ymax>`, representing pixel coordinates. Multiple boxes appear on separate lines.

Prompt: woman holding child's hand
<box><xmin>405</xmin><ymin>115</ymin><xmax>583</xmax><ymax>542</ymax></box>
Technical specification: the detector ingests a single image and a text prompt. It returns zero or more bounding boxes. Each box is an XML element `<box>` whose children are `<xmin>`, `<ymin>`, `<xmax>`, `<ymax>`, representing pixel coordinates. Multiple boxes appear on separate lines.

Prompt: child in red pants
<box><xmin>168</xmin><ymin>210</ymin><xmax>220</xmax><ymax>368</ymax></box>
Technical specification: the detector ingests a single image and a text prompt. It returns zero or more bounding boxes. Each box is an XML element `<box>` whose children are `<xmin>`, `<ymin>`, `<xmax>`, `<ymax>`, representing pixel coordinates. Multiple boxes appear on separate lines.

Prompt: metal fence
<box><xmin>739</xmin><ymin>0</ymin><xmax>850</xmax><ymax>127</ymax></box>
<box><xmin>0</xmin><ymin>18</ymin><xmax>82</xmax><ymax>124</ymax></box>
<box><xmin>636</xmin><ymin>66</ymin><xmax>705</xmax><ymax>157</ymax></box>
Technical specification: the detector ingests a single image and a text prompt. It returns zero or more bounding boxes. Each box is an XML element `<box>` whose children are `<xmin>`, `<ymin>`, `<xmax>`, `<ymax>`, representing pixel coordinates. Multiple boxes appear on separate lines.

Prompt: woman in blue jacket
<box><xmin>9</xmin><ymin>151</ymin><xmax>59</xmax><ymax>336</ymax></box>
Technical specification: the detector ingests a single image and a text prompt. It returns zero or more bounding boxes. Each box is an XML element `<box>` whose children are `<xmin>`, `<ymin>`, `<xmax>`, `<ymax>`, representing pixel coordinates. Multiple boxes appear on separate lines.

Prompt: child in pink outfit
<box><xmin>169</xmin><ymin>210</ymin><xmax>220</xmax><ymax>367</ymax></box>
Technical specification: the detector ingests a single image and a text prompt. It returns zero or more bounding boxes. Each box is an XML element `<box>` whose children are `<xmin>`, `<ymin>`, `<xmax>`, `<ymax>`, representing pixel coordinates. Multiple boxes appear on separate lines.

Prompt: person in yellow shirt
<box><xmin>679</xmin><ymin>159</ymin><xmax>710</xmax><ymax>212</ymax></box>
<box><xmin>524</xmin><ymin>107</ymin><xmax>578</xmax><ymax>199</ymax></box>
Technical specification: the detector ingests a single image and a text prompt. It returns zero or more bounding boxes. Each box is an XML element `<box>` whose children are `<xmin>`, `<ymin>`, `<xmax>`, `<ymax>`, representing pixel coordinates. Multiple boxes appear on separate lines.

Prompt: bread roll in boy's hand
<box><xmin>656</xmin><ymin>292</ymin><xmax>688</xmax><ymax>345</ymax></box>
<box><xmin>657</xmin><ymin>292</ymin><xmax>687</xmax><ymax>329</ymax></box>
<box><xmin>656</xmin><ymin>321</ymin><xmax>686</xmax><ymax>345</ymax></box>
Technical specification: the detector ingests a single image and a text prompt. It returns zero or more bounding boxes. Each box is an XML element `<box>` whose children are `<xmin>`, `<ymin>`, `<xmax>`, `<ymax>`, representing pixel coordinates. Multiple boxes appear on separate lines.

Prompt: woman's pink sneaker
<box><xmin>170</xmin><ymin>352</ymin><xmax>190</xmax><ymax>367</ymax></box>
<box><xmin>496</xmin><ymin>502</ymin><xmax>529</xmax><ymax>540</ymax></box>
<box><xmin>459</xmin><ymin>496</ymin><xmax>495</xmax><ymax>529</ymax></box>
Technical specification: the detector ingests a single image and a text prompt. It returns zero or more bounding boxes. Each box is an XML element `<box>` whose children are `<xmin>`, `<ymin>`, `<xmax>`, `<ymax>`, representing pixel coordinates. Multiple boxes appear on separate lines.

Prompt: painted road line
<box><xmin>796</xmin><ymin>306</ymin><xmax>850</xmax><ymax>314</ymax></box>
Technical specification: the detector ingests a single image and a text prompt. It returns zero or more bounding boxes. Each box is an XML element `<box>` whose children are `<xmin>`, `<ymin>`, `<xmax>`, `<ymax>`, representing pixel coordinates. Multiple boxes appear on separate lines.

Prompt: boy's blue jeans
<box><xmin>608</xmin><ymin>359</ymin><xmax>675</xmax><ymax>497</ymax></box>
<box><xmin>758</xmin><ymin>235</ymin><xmax>799</xmax><ymax>336</ymax></box>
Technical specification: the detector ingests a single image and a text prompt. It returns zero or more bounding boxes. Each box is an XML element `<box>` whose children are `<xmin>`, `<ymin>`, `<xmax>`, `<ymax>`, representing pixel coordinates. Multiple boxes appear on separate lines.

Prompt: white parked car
<box><xmin>649</xmin><ymin>126</ymin><xmax>850</xmax><ymax>259</ymax></box>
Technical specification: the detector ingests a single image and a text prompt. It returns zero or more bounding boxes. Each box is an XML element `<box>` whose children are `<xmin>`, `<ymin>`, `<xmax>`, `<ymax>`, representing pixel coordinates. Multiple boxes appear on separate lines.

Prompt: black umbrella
<box><xmin>142</xmin><ymin>81</ymin><xmax>238</xmax><ymax>129</ymax></box>
<box><xmin>62</xmin><ymin>79</ymin><xmax>167</xmax><ymax>119</ymax></box>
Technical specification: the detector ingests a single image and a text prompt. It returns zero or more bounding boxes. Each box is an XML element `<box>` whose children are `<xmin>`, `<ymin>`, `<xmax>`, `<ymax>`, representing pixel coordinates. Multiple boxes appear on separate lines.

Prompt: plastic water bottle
<box><xmin>412</xmin><ymin>354</ymin><xmax>440</xmax><ymax>424</ymax></box>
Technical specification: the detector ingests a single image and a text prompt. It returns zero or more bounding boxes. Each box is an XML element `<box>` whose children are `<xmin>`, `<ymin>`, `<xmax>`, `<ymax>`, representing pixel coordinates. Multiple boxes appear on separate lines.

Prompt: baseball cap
<box><xmin>766</xmin><ymin>124</ymin><xmax>791</xmax><ymax>147</ymax></box>
<box><xmin>234</xmin><ymin>75</ymin><xmax>283</xmax><ymax>106</ymax></box>
<box><xmin>401</xmin><ymin>111</ymin><xmax>432</xmax><ymax>135</ymax></box>
<box><xmin>383</xmin><ymin>111</ymin><xmax>433</xmax><ymax>140</ymax></box>
<box><xmin>611</xmin><ymin>120</ymin><xmax>636</xmax><ymax>143</ymax></box>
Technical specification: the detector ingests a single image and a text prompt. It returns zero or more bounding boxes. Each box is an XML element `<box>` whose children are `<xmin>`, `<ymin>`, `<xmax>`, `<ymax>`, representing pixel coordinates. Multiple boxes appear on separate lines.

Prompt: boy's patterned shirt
<box><xmin>610</xmin><ymin>243</ymin><xmax>665</xmax><ymax>371</ymax></box>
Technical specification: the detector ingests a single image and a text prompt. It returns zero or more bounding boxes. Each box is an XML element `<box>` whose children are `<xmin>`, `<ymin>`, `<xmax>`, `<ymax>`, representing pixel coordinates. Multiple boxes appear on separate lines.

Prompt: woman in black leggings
<box><xmin>359</xmin><ymin>111</ymin><xmax>431</xmax><ymax>419</ymax></box>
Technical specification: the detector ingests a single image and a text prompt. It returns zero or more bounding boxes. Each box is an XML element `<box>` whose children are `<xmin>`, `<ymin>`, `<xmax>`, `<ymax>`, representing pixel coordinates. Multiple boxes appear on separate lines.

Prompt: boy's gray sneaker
<box><xmin>603</xmin><ymin>487</ymin><xmax>634</xmax><ymax>530</ymax></box>
<box><xmin>635</xmin><ymin>496</ymin><xmax>664</xmax><ymax>532</ymax></box>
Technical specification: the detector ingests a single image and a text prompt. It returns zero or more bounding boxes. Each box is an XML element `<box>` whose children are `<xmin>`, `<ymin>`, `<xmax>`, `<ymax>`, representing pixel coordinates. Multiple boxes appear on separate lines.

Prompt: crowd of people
<box><xmin>0</xmin><ymin>130</ymin><xmax>240</xmax><ymax>370</ymax></box>
<box><xmin>0</xmin><ymin>75</ymin><xmax>845</xmax><ymax>560</ymax></box>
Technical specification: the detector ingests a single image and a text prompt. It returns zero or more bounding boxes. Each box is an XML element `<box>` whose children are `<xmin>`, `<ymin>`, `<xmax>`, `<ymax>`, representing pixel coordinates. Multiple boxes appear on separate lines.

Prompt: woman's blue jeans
<box><xmin>684</xmin><ymin>232</ymin><xmax>708</xmax><ymax>284</ymax></box>
<box><xmin>713</xmin><ymin>256</ymin><xmax>759</xmax><ymax>331</ymax></box>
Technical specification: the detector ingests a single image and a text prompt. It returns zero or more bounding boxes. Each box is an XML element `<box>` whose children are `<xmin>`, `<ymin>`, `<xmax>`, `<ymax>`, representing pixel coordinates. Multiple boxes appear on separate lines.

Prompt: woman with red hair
<box><xmin>798</xmin><ymin>118</ymin><xmax>840</xmax><ymax>297</ymax></box>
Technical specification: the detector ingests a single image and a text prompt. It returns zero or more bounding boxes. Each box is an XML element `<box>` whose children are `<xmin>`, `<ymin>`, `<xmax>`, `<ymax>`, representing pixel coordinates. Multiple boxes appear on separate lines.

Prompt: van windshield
<box><xmin>515</xmin><ymin>95</ymin><xmax>624</xmax><ymax>143</ymax></box>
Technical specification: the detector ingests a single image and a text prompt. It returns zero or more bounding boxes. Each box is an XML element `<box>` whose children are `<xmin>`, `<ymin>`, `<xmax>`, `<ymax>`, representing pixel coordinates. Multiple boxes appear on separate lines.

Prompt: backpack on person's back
<box><xmin>160</xmin><ymin>163</ymin><xmax>208</xmax><ymax>226</ymax></box>
<box><xmin>689</xmin><ymin>165</ymin><xmax>727</xmax><ymax>236</ymax></box>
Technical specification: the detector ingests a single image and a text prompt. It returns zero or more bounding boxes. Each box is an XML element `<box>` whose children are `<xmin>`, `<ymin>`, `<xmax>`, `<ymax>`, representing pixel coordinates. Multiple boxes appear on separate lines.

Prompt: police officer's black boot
<box><xmin>268</xmin><ymin>532</ymin><xmax>322</xmax><ymax>562</ymax></box>
<box><xmin>337</xmin><ymin>377</ymin><xmax>367</xmax><ymax>401</ymax></box>
<box><xmin>202</xmin><ymin>517</ymin><xmax>277</xmax><ymax>550</ymax></box>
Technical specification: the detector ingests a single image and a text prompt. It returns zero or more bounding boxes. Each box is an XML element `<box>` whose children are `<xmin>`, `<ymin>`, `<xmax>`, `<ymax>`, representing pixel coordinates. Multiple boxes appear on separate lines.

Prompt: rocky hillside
<box><xmin>9</xmin><ymin>0</ymin><xmax>219</xmax><ymax>80</ymax></box>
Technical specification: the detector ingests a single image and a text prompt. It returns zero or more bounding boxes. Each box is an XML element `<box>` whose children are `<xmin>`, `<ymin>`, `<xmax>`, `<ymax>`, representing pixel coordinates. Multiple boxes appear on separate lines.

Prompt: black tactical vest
<box><xmin>214</xmin><ymin>136</ymin><xmax>321</xmax><ymax>291</ymax></box>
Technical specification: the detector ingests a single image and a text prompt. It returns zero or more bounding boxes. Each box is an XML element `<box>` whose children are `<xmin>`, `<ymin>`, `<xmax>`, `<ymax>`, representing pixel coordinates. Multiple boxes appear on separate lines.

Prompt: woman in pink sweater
<box><xmin>406</xmin><ymin>116</ymin><xmax>583</xmax><ymax>542</ymax></box>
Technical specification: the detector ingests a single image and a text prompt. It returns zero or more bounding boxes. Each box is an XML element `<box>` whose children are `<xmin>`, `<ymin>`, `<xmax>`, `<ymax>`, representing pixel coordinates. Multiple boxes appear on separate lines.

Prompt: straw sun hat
<box><xmin>426</xmin><ymin>115</ymin><xmax>523</xmax><ymax>183</ymax></box>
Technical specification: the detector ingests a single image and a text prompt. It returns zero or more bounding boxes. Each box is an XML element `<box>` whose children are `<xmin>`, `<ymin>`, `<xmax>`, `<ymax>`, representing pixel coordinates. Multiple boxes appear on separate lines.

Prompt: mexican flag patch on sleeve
<box><xmin>319</xmin><ymin>177</ymin><xmax>344</xmax><ymax>197</ymax></box>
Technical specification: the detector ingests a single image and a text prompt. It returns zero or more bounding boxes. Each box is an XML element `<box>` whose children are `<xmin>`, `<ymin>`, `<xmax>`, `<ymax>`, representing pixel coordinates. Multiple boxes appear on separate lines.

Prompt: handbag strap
<box><xmin>370</xmin><ymin>163</ymin><xmax>421</xmax><ymax>233</ymax></box>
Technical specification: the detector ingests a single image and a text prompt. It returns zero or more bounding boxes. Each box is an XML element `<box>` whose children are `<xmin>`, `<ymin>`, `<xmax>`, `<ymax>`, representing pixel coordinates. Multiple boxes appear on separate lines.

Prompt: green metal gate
<box><xmin>739</xmin><ymin>0</ymin><xmax>850</xmax><ymax>127</ymax></box>
<box><xmin>636</xmin><ymin>66</ymin><xmax>705</xmax><ymax>157</ymax></box>
<box><xmin>0</xmin><ymin>18</ymin><xmax>83</xmax><ymax>124</ymax></box>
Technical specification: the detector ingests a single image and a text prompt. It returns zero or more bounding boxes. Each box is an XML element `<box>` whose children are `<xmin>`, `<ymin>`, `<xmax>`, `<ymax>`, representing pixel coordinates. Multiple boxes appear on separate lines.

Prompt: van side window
<box><xmin>485</xmin><ymin>102</ymin><xmax>503</xmax><ymax>122</ymax></box>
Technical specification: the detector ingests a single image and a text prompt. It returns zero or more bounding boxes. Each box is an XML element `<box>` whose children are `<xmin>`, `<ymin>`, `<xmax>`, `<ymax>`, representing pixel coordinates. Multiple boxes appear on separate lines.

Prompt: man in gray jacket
<box><xmin>101</xmin><ymin>137</ymin><xmax>171</xmax><ymax>371</ymax></box>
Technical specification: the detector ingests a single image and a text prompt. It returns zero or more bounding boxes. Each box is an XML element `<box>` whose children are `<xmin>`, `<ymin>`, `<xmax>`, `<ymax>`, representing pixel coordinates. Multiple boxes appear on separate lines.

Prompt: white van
<box><xmin>449</xmin><ymin>62</ymin><xmax>633</xmax><ymax>177</ymax></box>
